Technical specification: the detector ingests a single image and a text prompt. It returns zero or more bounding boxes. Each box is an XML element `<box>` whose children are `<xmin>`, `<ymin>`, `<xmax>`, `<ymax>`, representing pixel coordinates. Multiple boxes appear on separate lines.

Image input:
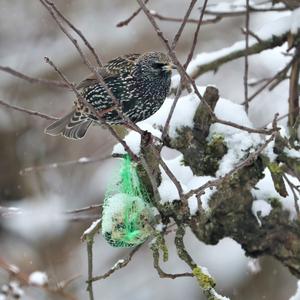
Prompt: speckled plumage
<box><xmin>45</xmin><ymin>52</ymin><xmax>174</xmax><ymax>139</ymax></box>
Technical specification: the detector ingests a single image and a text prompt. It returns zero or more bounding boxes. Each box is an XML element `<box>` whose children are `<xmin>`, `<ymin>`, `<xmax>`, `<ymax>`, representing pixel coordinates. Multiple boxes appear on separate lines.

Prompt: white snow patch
<box><xmin>78</xmin><ymin>157</ymin><xmax>89</xmax><ymax>163</ymax></box>
<box><xmin>155</xmin><ymin>223</ymin><xmax>164</xmax><ymax>232</ymax></box>
<box><xmin>186</xmin><ymin>176</ymin><xmax>216</xmax><ymax>211</ymax></box>
<box><xmin>252</xmin><ymin>169</ymin><xmax>300</xmax><ymax>219</ymax></box>
<box><xmin>145</xmin><ymin>91</ymin><xmax>202</xmax><ymax>138</ymax></box>
<box><xmin>284</xmin><ymin>147</ymin><xmax>300</xmax><ymax>159</ymax></box>
<box><xmin>112</xmin><ymin>123</ymin><xmax>161</xmax><ymax>155</ymax></box>
<box><xmin>160</xmin><ymin>154</ymin><xmax>194</xmax><ymax>183</ymax></box>
<box><xmin>29</xmin><ymin>271</ymin><xmax>48</xmax><ymax>286</ymax></box>
<box><xmin>290</xmin><ymin>281</ymin><xmax>300</xmax><ymax>300</ymax></box>
<box><xmin>211</xmin><ymin>289</ymin><xmax>230</xmax><ymax>300</ymax></box>
<box><xmin>210</xmin><ymin>98</ymin><xmax>262</xmax><ymax>176</ymax></box>
<box><xmin>158</xmin><ymin>180</ymin><xmax>181</xmax><ymax>203</ymax></box>
<box><xmin>247</xmin><ymin>258</ymin><xmax>261</xmax><ymax>274</ymax></box>
<box><xmin>252</xmin><ymin>199</ymin><xmax>272</xmax><ymax>226</ymax></box>
<box><xmin>188</xmin><ymin>195</ymin><xmax>198</xmax><ymax>215</ymax></box>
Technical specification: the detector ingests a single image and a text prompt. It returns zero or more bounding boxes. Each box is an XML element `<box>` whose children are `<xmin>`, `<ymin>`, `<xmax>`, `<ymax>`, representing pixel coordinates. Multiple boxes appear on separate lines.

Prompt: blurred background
<box><xmin>0</xmin><ymin>0</ymin><xmax>297</xmax><ymax>299</ymax></box>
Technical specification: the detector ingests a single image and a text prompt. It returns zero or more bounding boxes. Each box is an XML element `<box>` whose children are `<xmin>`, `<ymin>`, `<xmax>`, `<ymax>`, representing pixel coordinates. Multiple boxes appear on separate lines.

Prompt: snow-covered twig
<box><xmin>90</xmin><ymin>245</ymin><xmax>142</xmax><ymax>282</ymax></box>
<box><xmin>204</xmin><ymin>1</ymin><xmax>289</xmax><ymax>16</ymax></box>
<box><xmin>183</xmin><ymin>116</ymin><xmax>278</xmax><ymax>200</ymax></box>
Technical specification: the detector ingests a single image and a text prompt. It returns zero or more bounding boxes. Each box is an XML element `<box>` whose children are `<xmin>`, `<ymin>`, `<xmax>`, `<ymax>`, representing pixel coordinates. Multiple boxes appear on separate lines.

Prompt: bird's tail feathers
<box><xmin>45</xmin><ymin>108</ymin><xmax>92</xmax><ymax>140</ymax></box>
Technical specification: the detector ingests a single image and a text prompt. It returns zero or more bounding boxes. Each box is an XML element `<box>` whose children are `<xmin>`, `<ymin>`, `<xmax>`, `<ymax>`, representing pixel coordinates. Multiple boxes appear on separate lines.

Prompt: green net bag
<box><xmin>101</xmin><ymin>155</ymin><xmax>155</xmax><ymax>247</ymax></box>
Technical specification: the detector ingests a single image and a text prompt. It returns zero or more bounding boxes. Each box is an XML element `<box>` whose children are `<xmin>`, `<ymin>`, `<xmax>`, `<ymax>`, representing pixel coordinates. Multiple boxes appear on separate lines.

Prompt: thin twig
<box><xmin>116</xmin><ymin>0</ymin><xmax>149</xmax><ymax>27</ymax></box>
<box><xmin>65</xmin><ymin>204</ymin><xmax>102</xmax><ymax>215</ymax></box>
<box><xmin>43</xmin><ymin>0</ymin><xmax>103</xmax><ymax>68</ymax></box>
<box><xmin>90</xmin><ymin>245</ymin><xmax>141</xmax><ymax>282</ymax></box>
<box><xmin>171</xmin><ymin>0</ymin><xmax>197</xmax><ymax>50</ymax></box>
<box><xmin>183</xmin><ymin>0</ymin><xmax>209</xmax><ymax>69</ymax></box>
<box><xmin>242</xmin><ymin>57</ymin><xmax>295</xmax><ymax>104</ymax></box>
<box><xmin>152</xmin><ymin>12</ymin><xmax>221</xmax><ymax>27</ymax></box>
<box><xmin>0</xmin><ymin>99</ymin><xmax>58</xmax><ymax>121</ymax></box>
<box><xmin>19</xmin><ymin>155</ymin><xmax>111</xmax><ymax>175</ymax></box>
<box><xmin>44</xmin><ymin>56</ymin><xmax>85</xmax><ymax>101</ymax></box>
<box><xmin>283</xmin><ymin>173</ymin><xmax>300</xmax><ymax>217</ymax></box>
<box><xmin>161</xmin><ymin>83</ymin><xmax>183</xmax><ymax>141</ymax></box>
<box><xmin>0</xmin><ymin>66</ymin><xmax>68</xmax><ymax>88</ymax></box>
<box><xmin>86</xmin><ymin>240</ymin><xmax>94</xmax><ymax>300</ymax></box>
<box><xmin>241</xmin><ymin>28</ymin><xmax>262</xmax><ymax>43</ymax></box>
<box><xmin>244</xmin><ymin>0</ymin><xmax>250</xmax><ymax>113</ymax></box>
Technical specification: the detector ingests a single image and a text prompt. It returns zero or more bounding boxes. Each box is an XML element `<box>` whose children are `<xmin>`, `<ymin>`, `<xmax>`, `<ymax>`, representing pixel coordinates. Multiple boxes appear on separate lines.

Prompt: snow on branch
<box><xmin>171</xmin><ymin>9</ymin><xmax>300</xmax><ymax>86</ymax></box>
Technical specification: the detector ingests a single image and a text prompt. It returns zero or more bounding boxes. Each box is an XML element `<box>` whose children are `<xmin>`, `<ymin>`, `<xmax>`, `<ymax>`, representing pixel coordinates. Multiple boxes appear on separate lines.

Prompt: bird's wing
<box><xmin>76</xmin><ymin>53</ymin><xmax>140</xmax><ymax>90</ymax></box>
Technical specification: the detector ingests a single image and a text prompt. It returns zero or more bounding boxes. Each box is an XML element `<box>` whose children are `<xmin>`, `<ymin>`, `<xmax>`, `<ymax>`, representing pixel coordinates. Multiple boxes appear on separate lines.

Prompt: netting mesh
<box><xmin>101</xmin><ymin>155</ymin><xmax>155</xmax><ymax>247</ymax></box>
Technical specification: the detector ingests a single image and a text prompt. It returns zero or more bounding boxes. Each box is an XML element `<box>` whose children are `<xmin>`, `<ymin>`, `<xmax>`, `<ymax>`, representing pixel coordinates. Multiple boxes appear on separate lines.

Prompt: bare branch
<box><xmin>288</xmin><ymin>46</ymin><xmax>300</xmax><ymax>128</ymax></box>
<box><xmin>116</xmin><ymin>0</ymin><xmax>150</xmax><ymax>27</ymax></box>
<box><xmin>152</xmin><ymin>12</ymin><xmax>221</xmax><ymax>27</ymax></box>
<box><xmin>43</xmin><ymin>0</ymin><xmax>103</xmax><ymax>68</ymax></box>
<box><xmin>44</xmin><ymin>56</ymin><xmax>85</xmax><ymax>103</ymax></box>
<box><xmin>171</xmin><ymin>0</ymin><xmax>197</xmax><ymax>50</ymax></box>
<box><xmin>19</xmin><ymin>155</ymin><xmax>111</xmax><ymax>175</ymax></box>
<box><xmin>183</xmin><ymin>0</ymin><xmax>209</xmax><ymax>69</ymax></box>
<box><xmin>243</xmin><ymin>0</ymin><xmax>250</xmax><ymax>113</ymax></box>
<box><xmin>0</xmin><ymin>66</ymin><xmax>68</xmax><ymax>88</ymax></box>
<box><xmin>0</xmin><ymin>99</ymin><xmax>58</xmax><ymax>121</ymax></box>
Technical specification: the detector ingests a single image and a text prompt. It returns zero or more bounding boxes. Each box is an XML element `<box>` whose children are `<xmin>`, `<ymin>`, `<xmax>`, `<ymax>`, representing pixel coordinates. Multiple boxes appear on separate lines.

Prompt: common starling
<box><xmin>45</xmin><ymin>51</ymin><xmax>175</xmax><ymax>139</ymax></box>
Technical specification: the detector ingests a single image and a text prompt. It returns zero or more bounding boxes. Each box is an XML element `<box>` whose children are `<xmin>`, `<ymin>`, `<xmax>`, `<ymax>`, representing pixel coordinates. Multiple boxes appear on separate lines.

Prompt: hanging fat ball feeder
<box><xmin>102</xmin><ymin>155</ymin><xmax>155</xmax><ymax>248</ymax></box>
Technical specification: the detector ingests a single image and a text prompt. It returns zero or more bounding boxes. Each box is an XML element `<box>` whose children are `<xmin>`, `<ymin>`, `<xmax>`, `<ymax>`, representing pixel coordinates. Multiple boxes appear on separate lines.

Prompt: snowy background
<box><xmin>0</xmin><ymin>0</ymin><xmax>298</xmax><ymax>299</ymax></box>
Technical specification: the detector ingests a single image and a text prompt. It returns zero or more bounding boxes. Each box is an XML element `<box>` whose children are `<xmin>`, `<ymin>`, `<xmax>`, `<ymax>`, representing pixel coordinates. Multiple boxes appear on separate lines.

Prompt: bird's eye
<box><xmin>152</xmin><ymin>62</ymin><xmax>165</xmax><ymax>69</ymax></box>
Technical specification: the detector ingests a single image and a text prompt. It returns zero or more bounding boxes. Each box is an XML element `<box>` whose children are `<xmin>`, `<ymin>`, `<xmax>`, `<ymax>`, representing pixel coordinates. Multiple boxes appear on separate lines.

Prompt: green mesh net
<box><xmin>102</xmin><ymin>155</ymin><xmax>155</xmax><ymax>248</ymax></box>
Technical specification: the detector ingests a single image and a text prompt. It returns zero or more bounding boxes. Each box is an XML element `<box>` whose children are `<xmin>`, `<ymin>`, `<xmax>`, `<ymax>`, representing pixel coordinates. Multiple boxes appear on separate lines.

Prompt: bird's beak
<box><xmin>163</xmin><ymin>63</ymin><xmax>177</xmax><ymax>72</ymax></box>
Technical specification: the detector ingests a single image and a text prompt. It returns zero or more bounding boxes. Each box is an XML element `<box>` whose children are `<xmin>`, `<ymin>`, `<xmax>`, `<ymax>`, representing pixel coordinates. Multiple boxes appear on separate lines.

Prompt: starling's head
<box><xmin>136</xmin><ymin>52</ymin><xmax>175</xmax><ymax>78</ymax></box>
